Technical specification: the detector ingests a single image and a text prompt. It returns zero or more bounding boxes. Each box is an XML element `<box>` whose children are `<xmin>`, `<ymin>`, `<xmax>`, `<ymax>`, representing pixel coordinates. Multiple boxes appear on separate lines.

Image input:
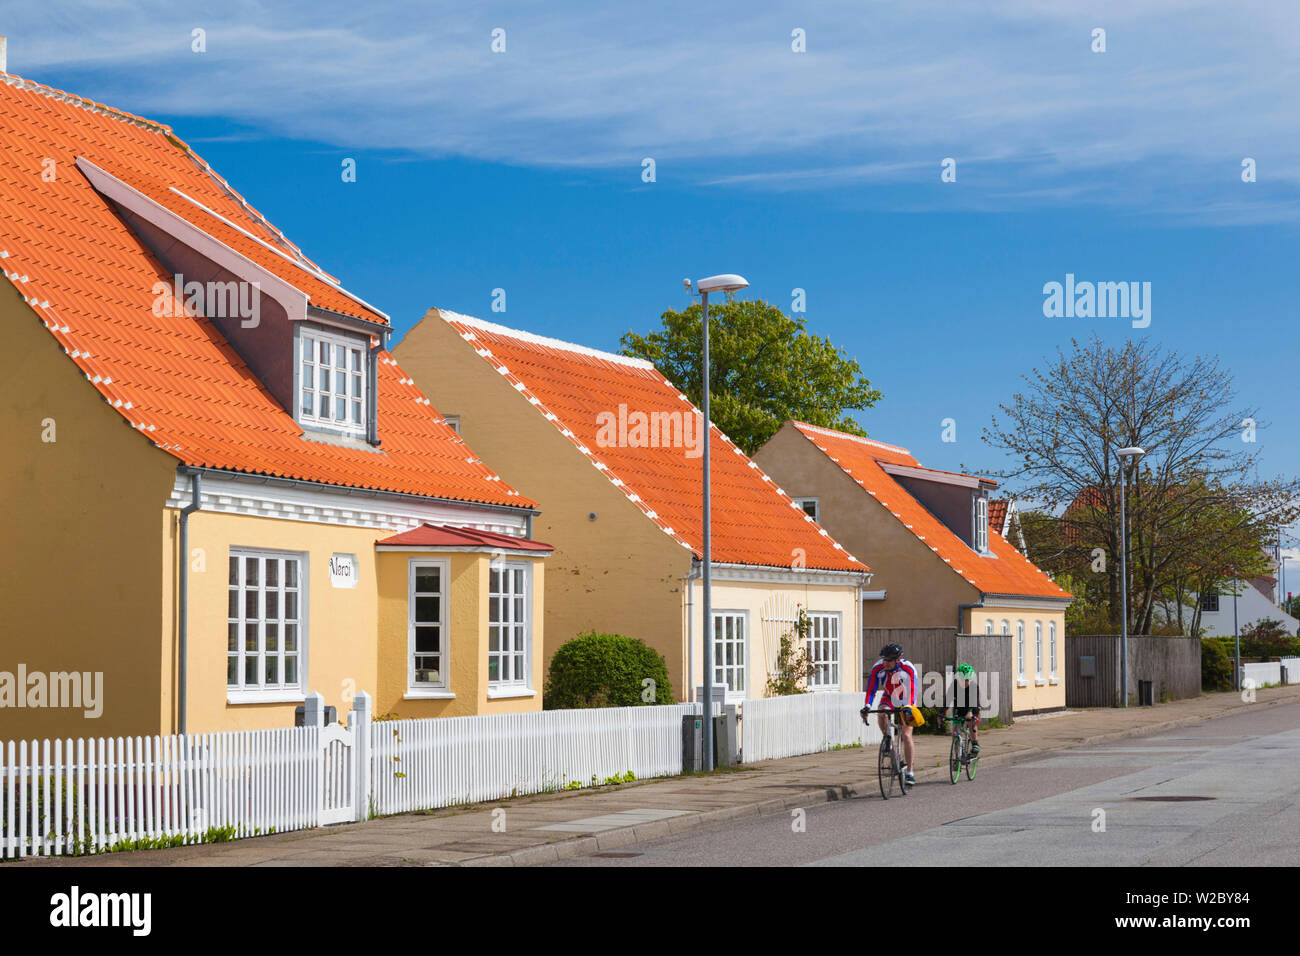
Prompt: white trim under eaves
<box><xmin>76</xmin><ymin>157</ymin><xmax>310</xmax><ymax>323</ymax></box>
<box><xmin>862</xmin><ymin>589</ymin><xmax>887</xmax><ymax>600</ymax></box>
<box><xmin>704</xmin><ymin>562</ymin><xmax>872</xmax><ymax>588</ymax></box>
<box><xmin>168</xmin><ymin>186</ymin><xmax>390</xmax><ymax>324</ymax></box>
<box><xmin>979</xmin><ymin>594</ymin><xmax>1073</xmax><ymax>610</ymax></box>
<box><xmin>165</xmin><ymin>471</ymin><xmax>530</xmax><ymax>536</ymax></box>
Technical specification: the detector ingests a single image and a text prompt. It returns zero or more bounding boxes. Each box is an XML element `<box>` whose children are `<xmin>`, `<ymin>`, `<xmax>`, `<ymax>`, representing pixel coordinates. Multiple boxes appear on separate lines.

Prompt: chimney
<box><xmin>0</xmin><ymin>36</ymin><xmax>7</xmax><ymax>74</ymax></box>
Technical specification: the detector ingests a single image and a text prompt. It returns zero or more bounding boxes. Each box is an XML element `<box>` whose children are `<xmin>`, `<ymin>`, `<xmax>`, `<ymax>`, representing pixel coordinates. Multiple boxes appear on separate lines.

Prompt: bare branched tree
<box><xmin>983</xmin><ymin>335</ymin><xmax>1300</xmax><ymax>634</ymax></box>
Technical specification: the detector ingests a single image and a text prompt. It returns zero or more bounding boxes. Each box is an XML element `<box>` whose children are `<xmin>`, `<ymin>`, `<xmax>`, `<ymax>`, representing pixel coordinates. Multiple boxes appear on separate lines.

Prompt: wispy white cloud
<box><xmin>9</xmin><ymin>0</ymin><xmax>1300</xmax><ymax>220</ymax></box>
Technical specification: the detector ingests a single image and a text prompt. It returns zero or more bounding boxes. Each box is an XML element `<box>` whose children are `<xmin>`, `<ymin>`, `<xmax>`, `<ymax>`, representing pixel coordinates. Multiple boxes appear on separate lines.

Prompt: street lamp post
<box><xmin>1117</xmin><ymin>446</ymin><xmax>1145</xmax><ymax>708</ymax></box>
<box><xmin>689</xmin><ymin>273</ymin><xmax>749</xmax><ymax>771</ymax></box>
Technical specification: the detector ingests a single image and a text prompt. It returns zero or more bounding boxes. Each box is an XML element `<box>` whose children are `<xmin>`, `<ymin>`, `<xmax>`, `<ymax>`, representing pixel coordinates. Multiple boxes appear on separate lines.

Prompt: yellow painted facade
<box><xmin>754</xmin><ymin>421</ymin><xmax>1069</xmax><ymax>716</ymax></box>
<box><xmin>394</xmin><ymin>312</ymin><xmax>866</xmax><ymax>701</ymax></box>
<box><xmin>2</xmin><ymin>283</ymin><xmax>547</xmax><ymax>739</ymax></box>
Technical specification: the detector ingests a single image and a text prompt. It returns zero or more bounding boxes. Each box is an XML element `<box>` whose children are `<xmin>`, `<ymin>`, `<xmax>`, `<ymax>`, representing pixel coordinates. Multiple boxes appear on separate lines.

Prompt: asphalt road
<box><xmin>544</xmin><ymin>700</ymin><xmax>1300</xmax><ymax>866</ymax></box>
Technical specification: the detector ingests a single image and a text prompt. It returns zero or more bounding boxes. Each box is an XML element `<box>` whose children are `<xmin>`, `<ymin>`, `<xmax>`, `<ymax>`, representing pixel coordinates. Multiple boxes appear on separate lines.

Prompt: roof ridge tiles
<box><xmin>791</xmin><ymin>420</ymin><xmax>913</xmax><ymax>456</ymax></box>
<box><xmin>440</xmin><ymin>309</ymin><xmax>656</xmax><ymax>370</ymax></box>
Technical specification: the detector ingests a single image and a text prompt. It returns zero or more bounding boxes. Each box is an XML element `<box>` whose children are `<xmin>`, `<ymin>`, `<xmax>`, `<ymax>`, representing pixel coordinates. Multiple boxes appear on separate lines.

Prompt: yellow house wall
<box><xmin>375</xmin><ymin>551</ymin><xmax>546</xmax><ymax>718</ymax></box>
<box><xmin>683</xmin><ymin>577</ymin><xmax>862</xmax><ymax>699</ymax></box>
<box><xmin>1</xmin><ymin>282</ymin><xmax>177</xmax><ymax>740</ymax></box>
<box><xmin>395</xmin><ymin>313</ymin><xmax>691</xmax><ymax>699</ymax></box>
<box><xmin>969</xmin><ymin>608</ymin><xmax>1068</xmax><ymax>713</ymax></box>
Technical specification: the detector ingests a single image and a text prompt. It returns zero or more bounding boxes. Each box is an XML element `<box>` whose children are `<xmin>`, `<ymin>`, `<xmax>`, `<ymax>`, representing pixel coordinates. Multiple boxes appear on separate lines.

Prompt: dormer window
<box><xmin>300</xmin><ymin>328</ymin><xmax>367</xmax><ymax>436</ymax></box>
<box><xmin>975</xmin><ymin>495</ymin><xmax>989</xmax><ymax>553</ymax></box>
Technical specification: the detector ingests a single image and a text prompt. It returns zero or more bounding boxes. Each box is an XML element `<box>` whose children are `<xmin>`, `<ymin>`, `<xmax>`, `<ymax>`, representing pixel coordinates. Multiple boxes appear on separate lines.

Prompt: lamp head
<box><xmin>696</xmin><ymin>274</ymin><xmax>749</xmax><ymax>295</ymax></box>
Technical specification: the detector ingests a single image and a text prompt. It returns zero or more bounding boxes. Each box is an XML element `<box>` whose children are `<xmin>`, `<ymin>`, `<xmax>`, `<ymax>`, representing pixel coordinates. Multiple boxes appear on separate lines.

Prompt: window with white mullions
<box><xmin>1049</xmin><ymin>622</ymin><xmax>1058</xmax><ymax>679</ymax></box>
<box><xmin>300</xmin><ymin>329</ymin><xmax>366</xmax><ymax>434</ymax></box>
<box><xmin>805</xmin><ymin>612</ymin><xmax>841</xmax><ymax>689</ymax></box>
<box><xmin>1016</xmin><ymin>621</ymin><xmax>1026</xmax><ymax>680</ymax></box>
<box><xmin>975</xmin><ymin>496</ymin><xmax>989</xmax><ymax>552</ymax></box>
<box><xmin>410</xmin><ymin>561</ymin><xmax>446</xmax><ymax>688</ymax></box>
<box><xmin>1034</xmin><ymin>621</ymin><xmax>1044</xmax><ymax>679</ymax></box>
<box><xmin>489</xmin><ymin>564</ymin><xmax>529</xmax><ymax>686</ymax></box>
<box><xmin>228</xmin><ymin>550</ymin><xmax>302</xmax><ymax>692</ymax></box>
<box><xmin>712</xmin><ymin>611</ymin><xmax>747</xmax><ymax>696</ymax></box>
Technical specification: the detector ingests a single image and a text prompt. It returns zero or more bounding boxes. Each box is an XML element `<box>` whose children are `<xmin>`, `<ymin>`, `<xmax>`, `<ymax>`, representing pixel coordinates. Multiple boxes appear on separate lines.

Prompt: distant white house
<box><xmin>1164</xmin><ymin>580</ymin><xmax>1300</xmax><ymax>637</ymax></box>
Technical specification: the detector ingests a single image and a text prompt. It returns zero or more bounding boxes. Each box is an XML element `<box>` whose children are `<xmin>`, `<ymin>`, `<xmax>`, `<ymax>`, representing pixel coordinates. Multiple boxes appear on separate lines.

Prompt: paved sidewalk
<box><xmin>15</xmin><ymin>684</ymin><xmax>1300</xmax><ymax>868</ymax></box>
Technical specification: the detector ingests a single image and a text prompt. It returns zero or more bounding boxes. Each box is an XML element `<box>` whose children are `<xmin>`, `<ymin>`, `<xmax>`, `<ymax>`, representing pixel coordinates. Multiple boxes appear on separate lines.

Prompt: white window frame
<box><xmin>299</xmin><ymin>327</ymin><xmax>368</xmax><ymax>437</ymax></box>
<box><xmin>1034</xmin><ymin>621</ymin><xmax>1045</xmax><ymax>684</ymax></box>
<box><xmin>984</xmin><ymin>619</ymin><xmax>994</xmax><ymax>636</ymax></box>
<box><xmin>407</xmin><ymin>558</ymin><xmax>451</xmax><ymax>697</ymax></box>
<box><xmin>1000</xmin><ymin>619</ymin><xmax>1010</xmax><ymax>636</ymax></box>
<box><xmin>1016</xmin><ymin>620</ymin><xmax>1027</xmax><ymax>685</ymax></box>
<box><xmin>975</xmin><ymin>496</ymin><xmax>989</xmax><ymax>552</ymax></box>
<box><xmin>1049</xmin><ymin>622</ymin><xmax>1059</xmax><ymax>683</ymax></box>
<box><xmin>712</xmin><ymin>610</ymin><xmax>749</xmax><ymax>701</ymax></box>
<box><xmin>227</xmin><ymin>548</ymin><xmax>307</xmax><ymax>703</ymax></box>
<box><xmin>805</xmin><ymin>611</ymin><xmax>841</xmax><ymax>691</ymax></box>
<box><xmin>794</xmin><ymin>497</ymin><xmax>819</xmax><ymax>523</ymax></box>
<box><xmin>487</xmin><ymin>561</ymin><xmax>533</xmax><ymax>696</ymax></box>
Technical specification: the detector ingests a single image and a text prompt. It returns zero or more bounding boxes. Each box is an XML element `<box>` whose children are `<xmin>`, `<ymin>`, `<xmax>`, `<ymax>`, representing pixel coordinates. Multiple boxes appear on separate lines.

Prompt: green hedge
<box><xmin>1201</xmin><ymin>639</ymin><xmax>1233</xmax><ymax>692</ymax></box>
<box><xmin>543</xmin><ymin>632</ymin><xmax>673</xmax><ymax>709</ymax></box>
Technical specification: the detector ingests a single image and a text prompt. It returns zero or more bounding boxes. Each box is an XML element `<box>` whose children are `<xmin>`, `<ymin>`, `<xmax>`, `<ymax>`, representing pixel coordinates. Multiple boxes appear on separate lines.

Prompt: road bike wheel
<box><xmin>949</xmin><ymin>733</ymin><xmax>961</xmax><ymax>784</ymax></box>
<box><xmin>878</xmin><ymin>735</ymin><xmax>894</xmax><ymax>799</ymax></box>
<box><xmin>895</xmin><ymin>733</ymin><xmax>911</xmax><ymax>795</ymax></box>
<box><xmin>966</xmin><ymin>738</ymin><xmax>978</xmax><ymax>780</ymax></box>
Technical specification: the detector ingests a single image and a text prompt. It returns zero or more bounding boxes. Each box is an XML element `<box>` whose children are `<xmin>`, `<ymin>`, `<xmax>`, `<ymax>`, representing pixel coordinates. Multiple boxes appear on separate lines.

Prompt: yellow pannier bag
<box><xmin>899</xmin><ymin>705</ymin><xmax>925</xmax><ymax>727</ymax></box>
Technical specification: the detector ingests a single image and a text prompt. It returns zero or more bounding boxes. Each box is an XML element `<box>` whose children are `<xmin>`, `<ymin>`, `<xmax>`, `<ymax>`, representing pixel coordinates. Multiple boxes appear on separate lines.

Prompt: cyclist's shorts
<box><xmin>954</xmin><ymin>706</ymin><xmax>981</xmax><ymax>719</ymax></box>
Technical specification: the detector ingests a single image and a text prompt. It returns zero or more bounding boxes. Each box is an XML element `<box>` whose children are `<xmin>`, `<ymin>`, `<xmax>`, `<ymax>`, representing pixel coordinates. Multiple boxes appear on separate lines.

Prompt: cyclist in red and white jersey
<box><xmin>862</xmin><ymin>643</ymin><xmax>919</xmax><ymax>785</ymax></box>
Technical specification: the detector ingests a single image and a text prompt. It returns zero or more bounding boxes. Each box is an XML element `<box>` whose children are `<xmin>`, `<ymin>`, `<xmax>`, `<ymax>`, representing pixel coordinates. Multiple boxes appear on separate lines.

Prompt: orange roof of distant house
<box><xmin>788</xmin><ymin>422</ymin><xmax>1069</xmax><ymax>599</ymax></box>
<box><xmin>438</xmin><ymin>311</ymin><xmax>869</xmax><ymax>574</ymax></box>
<box><xmin>0</xmin><ymin>73</ymin><xmax>529</xmax><ymax>509</ymax></box>
<box><xmin>988</xmin><ymin>499</ymin><xmax>1008</xmax><ymax>536</ymax></box>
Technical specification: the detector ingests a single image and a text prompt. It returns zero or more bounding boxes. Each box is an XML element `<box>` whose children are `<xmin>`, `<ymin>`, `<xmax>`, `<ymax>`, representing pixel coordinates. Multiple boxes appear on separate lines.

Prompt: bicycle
<box><xmin>943</xmin><ymin>714</ymin><xmax>978</xmax><ymax>783</ymax></box>
<box><xmin>862</xmin><ymin>708</ymin><xmax>912</xmax><ymax>799</ymax></box>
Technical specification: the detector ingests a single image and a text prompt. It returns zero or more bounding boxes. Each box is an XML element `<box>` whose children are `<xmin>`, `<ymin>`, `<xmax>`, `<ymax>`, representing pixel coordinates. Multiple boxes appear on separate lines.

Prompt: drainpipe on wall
<box><xmin>684</xmin><ymin>561</ymin><xmax>702</xmax><ymax>703</ymax></box>
<box><xmin>178</xmin><ymin>470</ymin><xmax>203</xmax><ymax>735</ymax></box>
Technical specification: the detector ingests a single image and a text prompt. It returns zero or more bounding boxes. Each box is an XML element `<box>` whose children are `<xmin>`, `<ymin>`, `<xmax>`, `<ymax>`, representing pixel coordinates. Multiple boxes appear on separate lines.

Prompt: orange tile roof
<box><xmin>988</xmin><ymin>499</ymin><xmax>1009</xmax><ymax>536</ymax></box>
<box><xmin>789</xmin><ymin>422</ymin><xmax>1070</xmax><ymax>599</ymax></box>
<box><xmin>439</xmin><ymin>311</ymin><xmax>869</xmax><ymax>574</ymax></box>
<box><xmin>0</xmin><ymin>74</ymin><xmax>529</xmax><ymax>509</ymax></box>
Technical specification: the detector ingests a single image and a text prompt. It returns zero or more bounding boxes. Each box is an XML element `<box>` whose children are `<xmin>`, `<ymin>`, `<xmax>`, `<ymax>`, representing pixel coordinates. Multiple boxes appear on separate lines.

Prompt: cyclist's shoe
<box><xmin>903</xmin><ymin>767</ymin><xmax>916</xmax><ymax>786</ymax></box>
<box><xmin>971</xmin><ymin>743</ymin><xmax>981</xmax><ymax>756</ymax></box>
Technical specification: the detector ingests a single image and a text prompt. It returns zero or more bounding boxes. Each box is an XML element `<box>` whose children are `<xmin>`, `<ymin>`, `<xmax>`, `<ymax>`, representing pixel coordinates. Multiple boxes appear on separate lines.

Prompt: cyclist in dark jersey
<box><xmin>948</xmin><ymin>663</ymin><xmax>981</xmax><ymax>756</ymax></box>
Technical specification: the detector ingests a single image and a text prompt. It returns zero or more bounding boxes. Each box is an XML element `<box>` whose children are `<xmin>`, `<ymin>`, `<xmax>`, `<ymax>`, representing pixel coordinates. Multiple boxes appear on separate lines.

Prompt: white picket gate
<box><xmin>318</xmin><ymin>723</ymin><xmax>354</xmax><ymax>825</ymax></box>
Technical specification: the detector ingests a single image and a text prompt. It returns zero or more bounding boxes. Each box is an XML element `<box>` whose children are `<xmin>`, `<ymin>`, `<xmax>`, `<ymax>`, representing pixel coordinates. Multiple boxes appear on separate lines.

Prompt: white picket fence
<box><xmin>1281</xmin><ymin>658</ymin><xmax>1300</xmax><ymax>684</ymax></box>
<box><xmin>1</xmin><ymin>727</ymin><xmax>321</xmax><ymax>859</ymax></box>
<box><xmin>741</xmin><ymin>691</ymin><xmax>881</xmax><ymax>763</ymax></box>
<box><xmin>2</xmin><ymin>690</ymin><xmax>888</xmax><ymax>858</ymax></box>
<box><xmin>369</xmin><ymin>704</ymin><xmax>696</xmax><ymax>815</ymax></box>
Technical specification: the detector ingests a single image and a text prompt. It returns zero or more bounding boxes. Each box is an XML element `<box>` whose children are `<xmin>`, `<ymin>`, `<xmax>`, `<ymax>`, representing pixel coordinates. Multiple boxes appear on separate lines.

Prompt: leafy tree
<box><xmin>985</xmin><ymin>336</ymin><xmax>1300</xmax><ymax>634</ymax></box>
<box><xmin>620</xmin><ymin>298</ymin><xmax>881</xmax><ymax>455</ymax></box>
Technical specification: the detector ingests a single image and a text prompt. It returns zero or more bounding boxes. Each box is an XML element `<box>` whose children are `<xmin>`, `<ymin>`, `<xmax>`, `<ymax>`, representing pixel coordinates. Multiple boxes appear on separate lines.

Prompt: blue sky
<box><xmin>8</xmin><ymin>1</ymin><xmax>1298</xmax><ymax>530</ymax></box>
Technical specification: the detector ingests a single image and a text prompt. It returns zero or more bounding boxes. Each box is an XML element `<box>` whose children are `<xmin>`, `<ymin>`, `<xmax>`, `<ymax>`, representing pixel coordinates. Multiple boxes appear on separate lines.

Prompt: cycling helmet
<box><xmin>956</xmin><ymin>663</ymin><xmax>975</xmax><ymax>679</ymax></box>
<box><xmin>880</xmin><ymin>642</ymin><xmax>903</xmax><ymax>660</ymax></box>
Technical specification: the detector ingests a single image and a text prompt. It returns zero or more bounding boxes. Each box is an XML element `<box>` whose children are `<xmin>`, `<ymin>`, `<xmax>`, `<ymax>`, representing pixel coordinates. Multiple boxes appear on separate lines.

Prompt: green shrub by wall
<box><xmin>543</xmin><ymin>631</ymin><xmax>674</xmax><ymax>709</ymax></box>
